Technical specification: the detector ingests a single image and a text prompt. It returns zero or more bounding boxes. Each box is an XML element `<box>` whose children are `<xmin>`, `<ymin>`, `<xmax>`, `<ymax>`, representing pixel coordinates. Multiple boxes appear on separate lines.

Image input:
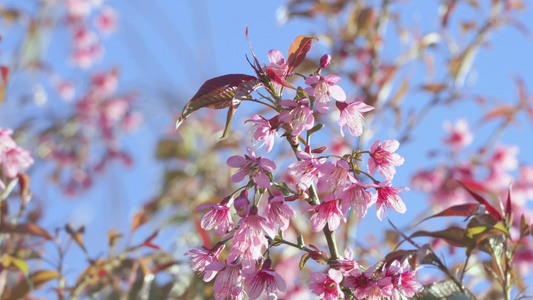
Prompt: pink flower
<box><xmin>207</xmin><ymin>261</ymin><xmax>245</xmax><ymax>300</ymax></box>
<box><xmin>368</xmin><ymin>139</ymin><xmax>404</xmax><ymax>180</ymax></box>
<box><xmin>66</xmin><ymin>0</ymin><xmax>91</xmax><ymax>18</ymax></box>
<box><xmin>443</xmin><ymin>119</ymin><xmax>473</xmax><ymax>152</ymax></box>
<box><xmin>245</xmin><ymin>114</ymin><xmax>277</xmax><ymax>152</ymax></box>
<box><xmin>338</xmin><ymin>181</ymin><xmax>377</xmax><ymax>218</ymax></box>
<box><xmin>317</xmin><ymin>160</ymin><xmax>352</xmax><ymax>193</ymax></box>
<box><xmin>411</xmin><ymin>168</ymin><xmax>445</xmax><ymax>193</ymax></box>
<box><xmin>375</xmin><ymin>181</ymin><xmax>408</xmax><ymax>221</ymax></box>
<box><xmin>309</xmin><ymin>269</ymin><xmax>344</xmax><ymax>300</ymax></box>
<box><xmin>267</xmin><ymin>196</ymin><xmax>295</xmax><ymax>232</ymax></box>
<box><xmin>244</xmin><ymin>259</ymin><xmax>286</xmax><ymax>299</ymax></box>
<box><xmin>228</xmin><ymin>206</ymin><xmax>276</xmax><ymax>270</ymax></box>
<box><xmin>185</xmin><ymin>243</ymin><xmax>225</xmax><ymax>282</ymax></box>
<box><xmin>309</xmin><ymin>193</ymin><xmax>345</xmax><ymax>232</ymax></box>
<box><xmin>92</xmin><ymin>70</ymin><xmax>118</xmax><ymax>98</ymax></box>
<box><xmin>278</xmin><ymin>99</ymin><xmax>315</xmax><ymax>137</ymax></box>
<box><xmin>305</xmin><ymin>74</ymin><xmax>346</xmax><ymax>113</ymax></box>
<box><xmin>332</xmin><ymin>248</ymin><xmax>360</xmax><ymax>274</ymax></box>
<box><xmin>380</xmin><ymin>260</ymin><xmax>423</xmax><ymax>299</ymax></box>
<box><xmin>0</xmin><ymin>128</ymin><xmax>16</xmax><ymax>156</ymax></box>
<box><xmin>54</xmin><ymin>79</ymin><xmax>76</xmax><ymax>101</ymax></box>
<box><xmin>287</xmin><ymin>150</ymin><xmax>325</xmax><ymax>190</ymax></box>
<box><xmin>197</xmin><ymin>196</ymin><xmax>234</xmax><ymax>236</ymax></box>
<box><xmin>265</xmin><ymin>49</ymin><xmax>288</xmax><ymax>80</ymax></box>
<box><xmin>488</xmin><ymin>145</ymin><xmax>519</xmax><ymax>171</ymax></box>
<box><xmin>94</xmin><ymin>6</ymin><xmax>117</xmax><ymax>35</ymax></box>
<box><xmin>345</xmin><ymin>267</ymin><xmax>382</xmax><ymax>300</ymax></box>
<box><xmin>3</xmin><ymin>147</ymin><xmax>34</xmax><ymax>178</ymax></box>
<box><xmin>336</xmin><ymin>100</ymin><xmax>374</xmax><ymax>137</ymax></box>
<box><xmin>227</xmin><ymin>147</ymin><xmax>276</xmax><ymax>189</ymax></box>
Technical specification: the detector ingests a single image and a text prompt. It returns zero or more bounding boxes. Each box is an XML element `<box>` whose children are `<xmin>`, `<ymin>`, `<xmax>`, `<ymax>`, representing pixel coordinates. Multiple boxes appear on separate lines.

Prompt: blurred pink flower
<box><xmin>488</xmin><ymin>145</ymin><xmax>519</xmax><ymax>171</ymax></box>
<box><xmin>336</xmin><ymin>100</ymin><xmax>374</xmax><ymax>137</ymax></box>
<box><xmin>309</xmin><ymin>269</ymin><xmax>344</xmax><ymax>300</ymax></box>
<box><xmin>0</xmin><ymin>128</ymin><xmax>16</xmax><ymax>155</ymax></box>
<box><xmin>94</xmin><ymin>6</ymin><xmax>117</xmax><ymax>35</ymax></box>
<box><xmin>443</xmin><ymin>119</ymin><xmax>473</xmax><ymax>152</ymax></box>
<box><xmin>375</xmin><ymin>181</ymin><xmax>408</xmax><ymax>221</ymax></box>
<box><xmin>368</xmin><ymin>139</ymin><xmax>404</xmax><ymax>180</ymax></box>
<box><xmin>305</xmin><ymin>75</ymin><xmax>346</xmax><ymax>113</ymax></box>
<box><xmin>309</xmin><ymin>193</ymin><xmax>345</xmax><ymax>232</ymax></box>
<box><xmin>227</xmin><ymin>147</ymin><xmax>276</xmax><ymax>189</ymax></box>
<box><xmin>3</xmin><ymin>147</ymin><xmax>34</xmax><ymax>178</ymax></box>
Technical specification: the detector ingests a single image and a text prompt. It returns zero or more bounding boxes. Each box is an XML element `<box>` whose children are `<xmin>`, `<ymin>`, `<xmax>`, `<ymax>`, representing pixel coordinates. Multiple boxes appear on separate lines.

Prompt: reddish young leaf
<box><xmin>6</xmin><ymin>270</ymin><xmax>60</xmax><ymax>300</ymax></box>
<box><xmin>286</xmin><ymin>35</ymin><xmax>318</xmax><ymax>74</ymax></box>
<box><xmin>176</xmin><ymin>74</ymin><xmax>253</xmax><ymax>129</ymax></box>
<box><xmin>65</xmin><ymin>224</ymin><xmax>88</xmax><ymax>254</ymax></box>
<box><xmin>192</xmin><ymin>214</ymin><xmax>211</xmax><ymax>248</ymax></box>
<box><xmin>505</xmin><ymin>184</ymin><xmax>512</xmax><ymax>220</ymax></box>
<box><xmin>457</xmin><ymin>181</ymin><xmax>502</xmax><ymax>221</ymax></box>
<box><xmin>267</xmin><ymin>68</ymin><xmax>295</xmax><ymax>89</ymax></box>
<box><xmin>419</xmin><ymin>203</ymin><xmax>480</xmax><ymax>223</ymax></box>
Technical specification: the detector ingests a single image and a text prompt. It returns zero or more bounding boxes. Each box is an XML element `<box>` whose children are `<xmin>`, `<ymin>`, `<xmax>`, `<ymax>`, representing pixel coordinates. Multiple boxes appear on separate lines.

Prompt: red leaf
<box><xmin>267</xmin><ymin>68</ymin><xmax>295</xmax><ymax>89</ymax></box>
<box><xmin>176</xmin><ymin>75</ymin><xmax>261</xmax><ymax>139</ymax></box>
<box><xmin>286</xmin><ymin>35</ymin><xmax>318</xmax><ymax>74</ymax></box>
<box><xmin>505</xmin><ymin>184</ymin><xmax>512</xmax><ymax>219</ymax></box>
<box><xmin>457</xmin><ymin>181</ymin><xmax>502</xmax><ymax>221</ymax></box>
<box><xmin>419</xmin><ymin>203</ymin><xmax>480</xmax><ymax>223</ymax></box>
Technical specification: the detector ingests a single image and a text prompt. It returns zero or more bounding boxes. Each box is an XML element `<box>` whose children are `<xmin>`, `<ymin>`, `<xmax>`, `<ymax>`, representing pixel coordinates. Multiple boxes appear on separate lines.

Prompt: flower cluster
<box><xmin>181</xmin><ymin>38</ymin><xmax>422</xmax><ymax>299</ymax></box>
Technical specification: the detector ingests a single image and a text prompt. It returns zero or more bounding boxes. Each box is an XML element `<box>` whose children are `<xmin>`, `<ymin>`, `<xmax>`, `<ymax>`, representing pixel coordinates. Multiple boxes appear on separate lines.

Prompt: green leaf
<box><xmin>297</xmin><ymin>234</ymin><xmax>305</xmax><ymax>248</ymax></box>
<box><xmin>299</xmin><ymin>253</ymin><xmax>311</xmax><ymax>270</ymax></box>
<box><xmin>287</xmin><ymin>36</ymin><xmax>318</xmax><ymax>74</ymax></box>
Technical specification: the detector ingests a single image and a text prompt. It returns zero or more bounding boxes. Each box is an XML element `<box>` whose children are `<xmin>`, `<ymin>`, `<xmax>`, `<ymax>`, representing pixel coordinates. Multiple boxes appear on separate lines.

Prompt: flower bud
<box><xmin>320</xmin><ymin>54</ymin><xmax>332</xmax><ymax>68</ymax></box>
<box><xmin>234</xmin><ymin>190</ymin><xmax>250</xmax><ymax>217</ymax></box>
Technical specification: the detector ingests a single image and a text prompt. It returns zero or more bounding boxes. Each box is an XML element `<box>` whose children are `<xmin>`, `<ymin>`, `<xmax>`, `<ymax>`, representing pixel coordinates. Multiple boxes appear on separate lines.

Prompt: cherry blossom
<box><xmin>245</xmin><ymin>114</ymin><xmax>277</xmax><ymax>152</ymax></box>
<box><xmin>309</xmin><ymin>193</ymin><xmax>345</xmax><ymax>232</ymax></box>
<box><xmin>206</xmin><ymin>261</ymin><xmax>245</xmax><ymax>300</ymax></box>
<box><xmin>305</xmin><ymin>74</ymin><xmax>346</xmax><ymax>113</ymax></box>
<box><xmin>197</xmin><ymin>196</ymin><xmax>234</xmax><ymax>236</ymax></box>
<box><xmin>317</xmin><ymin>160</ymin><xmax>352</xmax><ymax>193</ymax></box>
<box><xmin>375</xmin><ymin>181</ymin><xmax>409</xmax><ymax>221</ymax></box>
<box><xmin>3</xmin><ymin>147</ymin><xmax>34</xmax><ymax>178</ymax></box>
<box><xmin>309</xmin><ymin>268</ymin><xmax>344</xmax><ymax>300</ymax></box>
<box><xmin>185</xmin><ymin>243</ymin><xmax>225</xmax><ymax>282</ymax></box>
<box><xmin>278</xmin><ymin>99</ymin><xmax>314</xmax><ymax>137</ymax></box>
<box><xmin>286</xmin><ymin>150</ymin><xmax>325</xmax><ymax>190</ymax></box>
<box><xmin>227</xmin><ymin>147</ymin><xmax>276</xmax><ymax>189</ymax></box>
<box><xmin>228</xmin><ymin>206</ymin><xmax>276</xmax><ymax>270</ymax></box>
<box><xmin>264</xmin><ymin>49</ymin><xmax>288</xmax><ymax>80</ymax></box>
<box><xmin>244</xmin><ymin>259</ymin><xmax>286</xmax><ymax>299</ymax></box>
<box><xmin>344</xmin><ymin>267</ymin><xmax>382</xmax><ymax>300</ymax></box>
<box><xmin>339</xmin><ymin>181</ymin><xmax>377</xmax><ymax>218</ymax></box>
<box><xmin>443</xmin><ymin>119</ymin><xmax>473</xmax><ymax>153</ymax></box>
<box><xmin>94</xmin><ymin>6</ymin><xmax>117</xmax><ymax>35</ymax></box>
<box><xmin>368</xmin><ymin>139</ymin><xmax>404</xmax><ymax>180</ymax></box>
<box><xmin>336</xmin><ymin>100</ymin><xmax>374</xmax><ymax>137</ymax></box>
<box><xmin>266</xmin><ymin>195</ymin><xmax>295</xmax><ymax>232</ymax></box>
<box><xmin>320</xmin><ymin>54</ymin><xmax>332</xmax><ymax>68</ymax></box>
